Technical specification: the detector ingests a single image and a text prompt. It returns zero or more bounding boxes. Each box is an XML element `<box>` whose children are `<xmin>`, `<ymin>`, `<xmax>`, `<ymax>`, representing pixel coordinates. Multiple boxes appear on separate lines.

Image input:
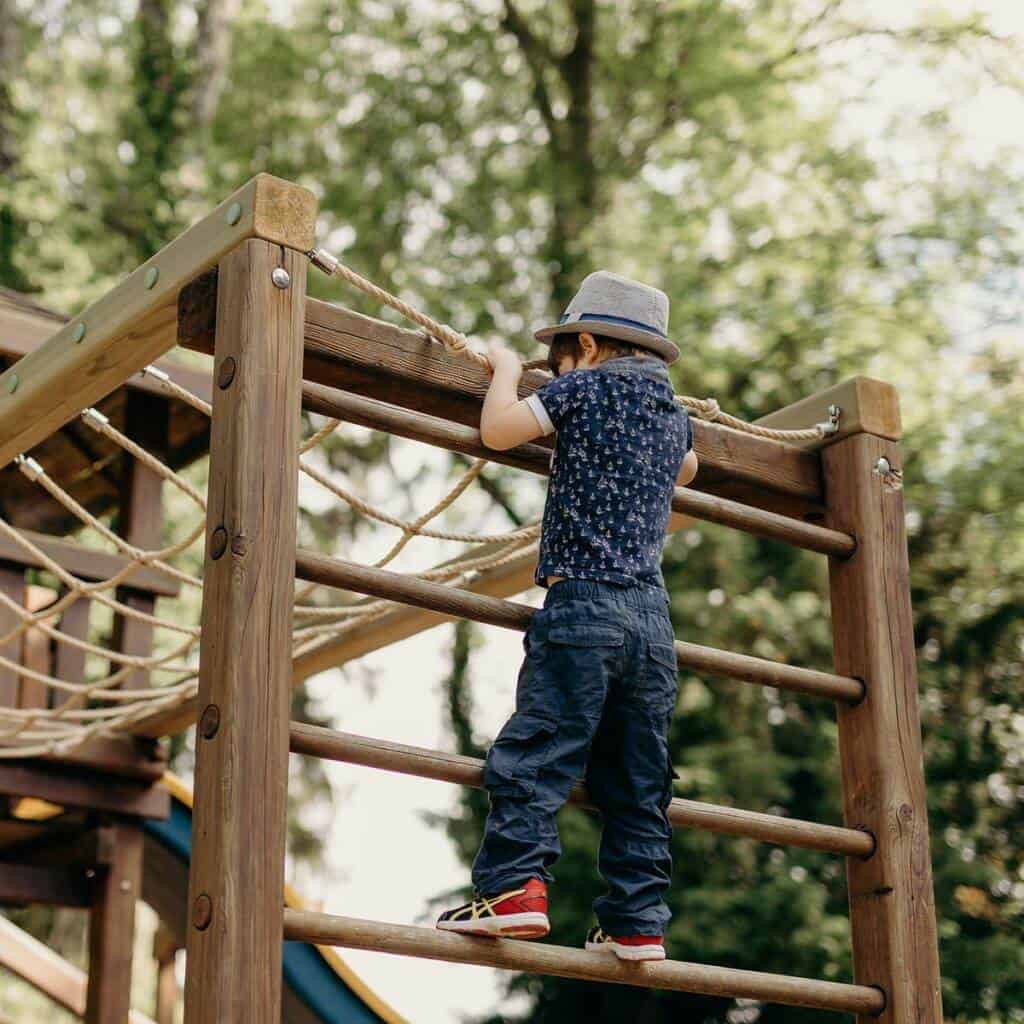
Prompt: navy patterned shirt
<box><xmin>525</xmin><ymin>355</ymin><xmax>692</xmax><ymax>589</ymax></box>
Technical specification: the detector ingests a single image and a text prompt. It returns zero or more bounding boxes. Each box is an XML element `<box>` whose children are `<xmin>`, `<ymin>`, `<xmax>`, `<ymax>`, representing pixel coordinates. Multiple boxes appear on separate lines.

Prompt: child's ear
<box><xmin>578</xmin><ymin>331</ymin><xmax>599</xmax><ymax>362</ymax></box>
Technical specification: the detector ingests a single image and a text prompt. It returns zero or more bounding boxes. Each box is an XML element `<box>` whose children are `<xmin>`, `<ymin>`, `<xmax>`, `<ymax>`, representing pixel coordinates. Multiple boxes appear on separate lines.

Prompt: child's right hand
<box><xmin>487</xmin><ymin>342</ymin><xmax>523</xmax><ymax>380</ymax></box>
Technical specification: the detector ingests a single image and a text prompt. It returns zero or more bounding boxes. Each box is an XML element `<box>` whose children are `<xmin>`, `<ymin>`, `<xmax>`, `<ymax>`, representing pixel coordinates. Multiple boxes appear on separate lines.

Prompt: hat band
<box><xmin>557</xmin><ymin>311</ymin><xmax>667</xmax><ymax>339</ymax></box>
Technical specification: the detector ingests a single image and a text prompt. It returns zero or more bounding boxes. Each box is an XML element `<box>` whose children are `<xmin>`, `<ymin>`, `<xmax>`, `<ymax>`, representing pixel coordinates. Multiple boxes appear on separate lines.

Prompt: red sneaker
<box><xmin>436</xmin><ymin>878</ymin><xmax>550</xmax><ymax>938</ymax></box>
<box><xmin>585</xmin><ymin>924</ymin><xmax>665</xmax><ymax>961</ymax></box>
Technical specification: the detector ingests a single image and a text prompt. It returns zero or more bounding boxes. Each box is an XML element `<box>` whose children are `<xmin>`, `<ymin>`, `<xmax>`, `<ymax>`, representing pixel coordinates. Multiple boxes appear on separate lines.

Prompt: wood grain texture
<box><xmin>301</xmin><ymin>382</ymin><xmax>854</xmax><ymax>556</ymax></box>
<box><xmin>294</xmin><ymin>551</ymin><xmax>863</xmax><ymax>703</ymax></box>
<box><xmin>0</xmin><ymin>174</ymin><xmax>315</xmax><ymax>468</ymax></box>
<box><xmin>0</xmin><ymin>762</ymin><xmax>170</xmax><ymax>818</ymax></box>
<box><xmin>53</xmin><ymin>594</ymin><xmax>90</xmax><ymax>708</ymax></box>
<box><xmin>0</xmin><ymin>528</ymin><xmax>180</xmax><ymax>596</ymax></box>
<box><xmin>290</xmin><ymin>724</ymin><xmax>873</xmax><ymax>856</ymax></box>
<box><xmin>0</xmin><ymin>565</ymin><xmax>25</xmax><ymax>707</ymax></box>
<box><xmin>757</xmin><ymin>376</ymin><xmax>902</xmax><ymax>448</ymax></box>
<box><xmin>0</xmin><ymin>915</ymin><xmax>155</xmax><ymax>1024</ymax></box>
<box><xmin>824</xmin><ymin>432</ymin><xmax>942</xmax><ymax>1023</ymax></box>
<box><xmin>183</xmin><ymin>240</ymin><xmax>305</xmax><ymax>1024</ymax></box>
<box><xmin>85</xmin><ymin>823</ymin><xmax>144</xmax><ymax>1024</ymax></box>
<box><xmin>283</xmin><ymin>911</ymin><xmax>885</xmax><ymax>1015</ymax></box>
<box><xmin>178</xmin><ymin>277</ymin><xmax>825</xmax><ymax>508</ymax></box>
<box><xmin>111</xmin><ymin>391</ymin><xmax>168</xmax><ymax>690</ymax></box>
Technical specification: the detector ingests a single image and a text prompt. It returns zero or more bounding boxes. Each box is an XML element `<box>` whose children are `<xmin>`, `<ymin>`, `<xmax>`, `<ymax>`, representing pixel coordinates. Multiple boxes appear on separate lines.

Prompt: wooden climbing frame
<box><xmin>0</xmin><ymin>174</ymin><xmax>942</xmax><ymax>1023</ymax></box>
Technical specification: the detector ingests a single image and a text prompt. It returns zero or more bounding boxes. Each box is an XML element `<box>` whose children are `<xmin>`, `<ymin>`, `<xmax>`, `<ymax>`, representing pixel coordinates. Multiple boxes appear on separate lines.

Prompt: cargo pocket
<box><xmin>482</xmin><ymin>711</ymin><xmax>558</xmax><ymax>799</ymax></box>
<box><xmin>636</xmin><ymin>640</ymin><xmax>679</xmax><ymax>718</ymax></box>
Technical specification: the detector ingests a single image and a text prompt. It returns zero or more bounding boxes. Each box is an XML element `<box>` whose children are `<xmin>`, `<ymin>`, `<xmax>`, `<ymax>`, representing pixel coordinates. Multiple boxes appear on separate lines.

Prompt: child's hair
<box><xmin>547</xmin><ymin>332</ymin><xmax>654</xmax><ymax>376</ymax></box>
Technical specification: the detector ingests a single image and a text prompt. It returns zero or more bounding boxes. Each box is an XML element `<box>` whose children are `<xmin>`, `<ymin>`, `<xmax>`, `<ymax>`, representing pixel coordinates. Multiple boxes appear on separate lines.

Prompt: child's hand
<box><xmin>487</xmin><ymin>342</ymin><xmax>523</xmax><ymax>380</ymax></box>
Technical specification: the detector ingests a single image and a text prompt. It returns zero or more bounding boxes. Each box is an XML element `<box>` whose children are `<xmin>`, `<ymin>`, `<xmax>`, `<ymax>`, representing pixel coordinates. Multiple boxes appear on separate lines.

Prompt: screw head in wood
<box><xmin>271</xmin><ymin>267</ymin><xmax>291</xmax><ymax>289</ymax></box>
<box><xmin>225</xmin><ymin>201</ymin><xmax>243</xmax><ymax>226</ymax></box>
<box><xmin>72</xmin><ymin>322</ymin><xmax>86</xmax><ymax>344</ymax></box>
<box><xmin>874</xmin><ymin>456</ymin><xmax>892</xmax><ymax>475</ymax></box>
<box><xmin>144</xmin><ymin>266</ymin><xmax>160</xmax><ymax>290</ymax></box>
<box><xmin>192</xmin><ymin>893</ymin><xmax>213</xmax><ymax>931</ymax></box>
<box><xmin>217</xmin><ymin>356</ymin><xmax>237</xmax><ymax>389</ymax></box>
<box><xmin>210</xmin><ymin>525</ymin><xmax>229</xmax><ymax>560</ymax></box>
<box><xmin>6</xmin><ymin>374</ymin><xmax>18</xmax><ymax>394</ymax></box>
<box><xmin>199</xmin><ymin>704</ymin><xmax>221</xmax><ymax>739</ymax></box>
<box><xmin>120</xmin><ymin>879</ymin><xmax>132</xmax><ymax>893</ymax></box>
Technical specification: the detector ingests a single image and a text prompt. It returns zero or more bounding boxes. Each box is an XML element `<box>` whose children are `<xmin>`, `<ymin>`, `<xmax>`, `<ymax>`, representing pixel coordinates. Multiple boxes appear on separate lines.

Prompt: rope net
<box><xmin>0</xmin><ymin>259</ymin><xmax>836</xmax><ymax>759</ymax></box>
<box><xmin>0</xmin><ymin>368</ymin><xmax>539</xmax><ymax>759</ymax></box>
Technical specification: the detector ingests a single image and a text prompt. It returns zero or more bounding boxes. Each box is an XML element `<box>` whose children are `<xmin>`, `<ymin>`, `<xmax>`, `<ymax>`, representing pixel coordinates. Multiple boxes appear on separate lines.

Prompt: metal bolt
<box><xmin>193</xmin><ymin>893</ymin><xmax>213</xmax><ymax>931</ymax></box>
<box><xmin>6</xmin><ymin>374</ymin><xmax>18</xmax><ymax>394</ymax></box>
<box><xmin>874</xmin><ymin>456</ymin><xmax>892</xmax><ymax>475</ymax></box>
<box><xmin>210</xmin><ymin>525</ymin><xmax>229</xmax><ymax>560</ymax></box>
<box><xmin>217</xmin><ymin>356</ymin><xmax>237</xmax><ymax>389</ymax></box>
<box><xmin>199</xmin><ymin>704</ymin><xmax>221</xmax><ymax>739</ymax></box>
<box><xmin>144</xmin><ymin>266</ymin><xmax>160</xmax><ymax>290</ymax></box>
<box><xmin>72</xmin><ymin>322</ymin><xmax>86</xmax><ymax>344</ymax></box>
<box><xmin>225</xmin><ymin>201</ymin><xmax>243</xmax><ymax>226</ymax></box>
<box><xmin>120</xmin><ymin>879</ymin><xmax>132</xmax><ymax>894</ymax></box>
<box><xmin>271</xmin><ymin>267</ymin><xmax>291</xmax><ymax>289</ymax></box>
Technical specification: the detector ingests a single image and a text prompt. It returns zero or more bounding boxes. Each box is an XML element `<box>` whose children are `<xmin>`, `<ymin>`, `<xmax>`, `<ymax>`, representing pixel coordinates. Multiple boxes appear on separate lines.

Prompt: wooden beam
<box><xmin>0</xmin><ymin>564</ymin><xmax>24</xmax><ymax>707</ymax></box>
<box><xmin>40</xmin><ymin>736</ymin><xmax>167</xmax><ymax>781</ymax></box>
<box><xmin>53</xmin><ymin>592</ymin><xmax>90</xmax><ymax>708</ymax></box>
<box><xmin>178</xmin><ymin>275</ymin><xmax>825</xmax><ymax>509</ymax></box>
<box><xmin>290</xmin><ymin>724</ymin><xmax>873</xmax><ymax>856</ymax></box>
<box><xmin>85</xmin><ymin>823</ymin><xmax>144</xmax><ymax>1024</ymax></box>
<box><xmin>20</xmin><ymin>584</ymin><xmax>55</xmax><ymax>710</ymax></box>
<box><xmin>824</xmin><ymin>430</ymin><xmax>942</xmax><ymax>1023</ymax></box>
<box><xmin>294</xmin><ymin>551</ymin><xmax>864</xmax><ymax>703</ymax></box>
<box><xmin>0</xmin><ymin>174</ymin><xmax>316</xmax><ymax>468</ymax></box>
<box><xmin>0</xmin><ymin>861</ymin><xmax>94</xmax><ymax>907</ymax></box>
<box><xmin>110</xmin><ymin>391</ymin><xmax>169</xmax><ymax>689</ymax></box>
<box><xmin>0</xmin><ymin>916</ymin><xmax>155</xmax><ymax>1024</ymax></box>
<box><xmin>301</xmin><ymin>382</ymin><xmax>854</xmax><ymax>557</ymax></box>
<box><xmin>0</xmin><ymin>762</ymin><xmax>169</xmax><ymax>818</ymax></box>
<box><xmin>283</xmin><ymin>911</ymin><xmax>885</xmax><ymax>1015</ymax></box>
<box><xmin>756</xmin><ymin>376</ymin><xmax>901</xmax><ymax>450</ymax></box>
<box><xmin>0</xmin><ymin>528</ymin><xmax>180</xmax><ymax>597</ymax></box>
<box><xmin>183</xmin><ymin>239</ymin><xmax>305</xmax><ymax>1024</ymax></box>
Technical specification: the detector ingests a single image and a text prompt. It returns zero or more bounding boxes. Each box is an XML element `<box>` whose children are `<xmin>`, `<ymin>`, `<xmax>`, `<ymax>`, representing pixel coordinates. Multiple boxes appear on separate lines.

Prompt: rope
<box><xmin>307</xmin><ymin>248</ymin><xmax>840</xmax><ymax>442</ymax></box>
<box><xmin>0</xmin><ymin>368</ymin><xmax>545</xmax><ymax>757</ymax></box>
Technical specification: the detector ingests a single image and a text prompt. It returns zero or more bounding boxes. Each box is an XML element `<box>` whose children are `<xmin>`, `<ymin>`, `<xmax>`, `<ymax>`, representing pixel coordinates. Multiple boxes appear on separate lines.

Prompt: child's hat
<box><xmin>534</xmin><ymin>270</ymin><xmax>679</xmax><ymax>364</ymax></box>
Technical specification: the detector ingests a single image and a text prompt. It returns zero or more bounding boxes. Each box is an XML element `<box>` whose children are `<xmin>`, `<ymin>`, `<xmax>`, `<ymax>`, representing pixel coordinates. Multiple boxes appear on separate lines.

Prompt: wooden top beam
<box><xmin>0</xmin><ymin>174</ymin><xmax>316</xmax><ymax>468</ymax></box>
<box><xmin>178</xmin><ymin>277</ymin><xmax>825</xmax><ymax>510</ymax></box>
<box><xmin>755</xmin><ymin>376</ymin><xmax>901</xmax><ymax>449</ymax></box>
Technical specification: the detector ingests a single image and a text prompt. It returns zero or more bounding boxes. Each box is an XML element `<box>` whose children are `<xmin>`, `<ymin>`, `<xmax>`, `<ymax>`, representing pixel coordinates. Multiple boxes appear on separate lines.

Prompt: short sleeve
<box><xmin>530</xmin><ymin>371</ymin><xmax>587</xmax><ymax>434</ymax></box>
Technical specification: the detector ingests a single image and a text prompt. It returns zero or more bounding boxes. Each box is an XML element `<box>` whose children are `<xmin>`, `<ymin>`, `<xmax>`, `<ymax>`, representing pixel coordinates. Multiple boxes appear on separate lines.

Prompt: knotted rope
<box><xmin>308</xmin><ymin>249</ymin><xmax>839</xmax><ymax>442</ymax></box>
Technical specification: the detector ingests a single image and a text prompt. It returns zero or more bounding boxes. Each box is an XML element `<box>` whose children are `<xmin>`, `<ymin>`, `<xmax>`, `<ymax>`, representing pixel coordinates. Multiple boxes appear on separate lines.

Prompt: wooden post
<box><xmin>0</xmin><ymin>564</ymin><xmax>24</xmax><ymax>709</ymax></box>
<box><xmin>54</xmin><ymin>593</ymin><xmax>91</xmax><ymax>707</ymax></box>
<box><xmin>153</xmin><ymin>925</ymin><xmax>180</xmax><ymax>1024</ymax></box>
<box><xmin>111</xmin><ymin>391</ymin><xmax>170</xmax><ymax>689</ymax></box>
<box><xmin>183</xmin><ymin>239</ymin><xmax>306</xmax><ymax>1024</ymax></box>
<box><xmin>85</xmin><ymin>823</ymin><xmax>144</xmax><ymax>1024</ymax></box>
<box><xmin>823</xmin><ymin>426</ymin><xmax>943</xmax><ymax>1022</ymax></box>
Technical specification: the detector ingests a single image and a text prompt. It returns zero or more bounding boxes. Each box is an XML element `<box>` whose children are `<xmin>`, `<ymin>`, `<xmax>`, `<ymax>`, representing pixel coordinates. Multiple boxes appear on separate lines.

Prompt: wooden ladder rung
<box><xmin>289</xmin><ymin>723</ymin><xmax>874</xmax><ymax>858</ymax></box>
<box><xmin>301</xmin><ymin>382</ymin><xmax>856</xmax><ymax>558</ymax></box>
<box><xmin>281</xmin><ymin>910</ymin><xmax>886</xmax><ymax>1015</ymax></box>
<box><xmin>293</xmin><ymin>551</ymin><xmax>865</xmax><ymax>703</ymax></box>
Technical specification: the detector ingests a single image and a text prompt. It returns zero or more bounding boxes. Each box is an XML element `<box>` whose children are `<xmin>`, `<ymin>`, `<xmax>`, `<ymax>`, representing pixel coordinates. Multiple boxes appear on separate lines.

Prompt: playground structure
<box><xmin>0</xmin><ymin>174</ymin><xmax>942</xmax><ymax>1021</ymax></box>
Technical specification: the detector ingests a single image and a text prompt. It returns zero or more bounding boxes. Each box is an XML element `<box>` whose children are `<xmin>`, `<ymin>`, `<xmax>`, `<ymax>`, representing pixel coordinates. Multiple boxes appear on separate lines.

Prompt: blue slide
<box><xmin>143</xmin><ymin>776</ymin><xmax>405</xmax><ymax>1024</ymax></box>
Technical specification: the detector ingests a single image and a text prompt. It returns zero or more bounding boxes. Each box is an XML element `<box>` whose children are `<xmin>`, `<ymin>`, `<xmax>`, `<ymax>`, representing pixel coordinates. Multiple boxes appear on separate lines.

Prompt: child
<box><xmin>436</xmin><ymin>271</ymin><xmax>698</xmax><ymax>962</ymax></box>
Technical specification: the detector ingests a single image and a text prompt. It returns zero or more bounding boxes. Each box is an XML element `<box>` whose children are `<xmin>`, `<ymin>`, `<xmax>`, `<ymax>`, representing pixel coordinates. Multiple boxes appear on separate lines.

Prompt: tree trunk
<box><xmin>194</xmin><ymin>0</ymin><xmax>242</xmax><ymax>127</ymax></box>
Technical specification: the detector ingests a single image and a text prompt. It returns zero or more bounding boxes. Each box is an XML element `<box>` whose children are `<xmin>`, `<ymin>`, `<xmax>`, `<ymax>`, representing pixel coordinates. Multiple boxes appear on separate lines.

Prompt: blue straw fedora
<box><xmin>534</xmin><ymin>270</ymin><xmax>679</xmax><ymax>364</ymax></box>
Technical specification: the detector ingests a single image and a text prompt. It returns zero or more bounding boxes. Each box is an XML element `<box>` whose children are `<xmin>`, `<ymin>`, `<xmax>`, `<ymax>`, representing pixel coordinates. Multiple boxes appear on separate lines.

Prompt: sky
<box><xmin>280</xmin><ymin>3</ymin><xmax>1024</xmax><ymax>1023</ymax></box>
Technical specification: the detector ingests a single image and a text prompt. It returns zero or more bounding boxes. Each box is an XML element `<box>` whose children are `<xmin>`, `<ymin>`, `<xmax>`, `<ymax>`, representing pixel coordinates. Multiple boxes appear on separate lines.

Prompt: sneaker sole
<box><xmin>585</xmin><ymin>940</ymin><xmax>666</xmax><ymax>962</ymax></box>
<box><xmin>437</xmin><ymin>912</ymin><xmax>550</xmax><ymax>939</ymax></box>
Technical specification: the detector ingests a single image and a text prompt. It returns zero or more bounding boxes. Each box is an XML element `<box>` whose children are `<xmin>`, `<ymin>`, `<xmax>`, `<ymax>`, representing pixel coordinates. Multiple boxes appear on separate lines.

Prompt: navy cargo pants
<box><xmin>471</xmin><ymin>578</ymin><xmax>679</xmax><ymax>935</ymax></box>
